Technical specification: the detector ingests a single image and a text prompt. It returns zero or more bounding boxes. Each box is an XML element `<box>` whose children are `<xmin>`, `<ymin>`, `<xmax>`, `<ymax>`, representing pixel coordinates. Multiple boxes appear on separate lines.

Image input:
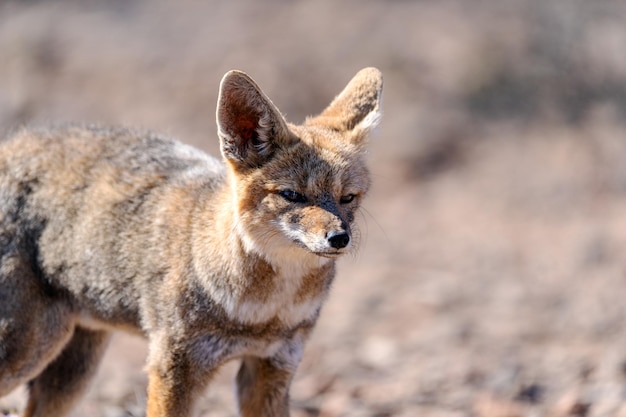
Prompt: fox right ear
<box><xmin>306</xmin><ymin>67</ymin><xmax>383</xmax><ymax>147</ymax></box>
<box><xmin>216</xmin><ymin>70</ymin><xmax>289</xmax><ymax>169</ymax></box>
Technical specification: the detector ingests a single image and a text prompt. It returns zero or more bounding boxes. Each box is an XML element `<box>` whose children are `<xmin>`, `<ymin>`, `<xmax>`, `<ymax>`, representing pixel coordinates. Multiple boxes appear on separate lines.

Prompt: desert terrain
<box><xmin>1</xmin><ymin>1</ymin><xmax>626</xmax><ymax>416</ymax></box>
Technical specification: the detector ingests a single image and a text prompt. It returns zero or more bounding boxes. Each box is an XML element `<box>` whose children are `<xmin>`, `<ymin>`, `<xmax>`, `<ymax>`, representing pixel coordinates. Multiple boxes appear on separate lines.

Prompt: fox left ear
<box><xmin>217</xmin><ymin>70</ymin><xmax>290</xmax><ymax>169</ymax></box>
<box><xmin>306</xmin><ymin>67</ymin><xmax>383</xmax><ymax>146</ymax></box>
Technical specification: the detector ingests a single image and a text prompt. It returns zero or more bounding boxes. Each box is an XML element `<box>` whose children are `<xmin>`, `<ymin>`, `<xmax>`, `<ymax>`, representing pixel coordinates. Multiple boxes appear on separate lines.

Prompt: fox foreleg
<box><xmin>236</xmin><ymin>335</ymin><xmax>306</xmax><ymax>417</ymax></box>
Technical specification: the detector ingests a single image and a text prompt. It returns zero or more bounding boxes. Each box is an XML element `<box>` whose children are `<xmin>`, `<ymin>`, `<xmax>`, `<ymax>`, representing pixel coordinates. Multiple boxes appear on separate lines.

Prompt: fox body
<box><xmin>0</xmin><ymin>68</ymin><xmax>382</xmax><ymax>417</ymax></box>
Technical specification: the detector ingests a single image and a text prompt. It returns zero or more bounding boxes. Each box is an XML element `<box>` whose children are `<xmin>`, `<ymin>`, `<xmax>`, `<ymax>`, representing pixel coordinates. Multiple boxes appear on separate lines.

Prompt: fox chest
<box><xmin>209</xmin><ymin>261</ymin><xmax>334</xmax><ymax>328</ymax></box>
<box><xmin>189</xmin><ymin>327</ymin><xmax>306</xmax><ymax>373</ymax></box>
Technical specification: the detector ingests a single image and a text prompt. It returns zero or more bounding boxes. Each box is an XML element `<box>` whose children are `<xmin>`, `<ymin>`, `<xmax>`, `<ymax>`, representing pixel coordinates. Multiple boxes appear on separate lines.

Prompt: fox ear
<box><xmin>217</xmin><ymin>70</ymin><xmax>289</xmax><ymax>168</ymax></box>
<box><xmin>307</xmin><ymin>67</ymin><xmax>383</xmax><ymax>145</ymax></box>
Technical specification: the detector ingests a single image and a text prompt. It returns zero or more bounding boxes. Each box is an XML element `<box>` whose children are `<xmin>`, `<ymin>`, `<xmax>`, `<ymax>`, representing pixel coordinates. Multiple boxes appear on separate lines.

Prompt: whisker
<box><xmin>359</xmin><ymin>205</ymin><xmax>390</xmax><ymax>246</ymax></box>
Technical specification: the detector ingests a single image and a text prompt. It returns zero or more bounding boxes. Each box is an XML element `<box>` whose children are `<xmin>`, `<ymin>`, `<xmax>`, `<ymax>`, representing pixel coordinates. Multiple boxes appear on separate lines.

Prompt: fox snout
<box><xmin>282</xmin><ymin>203</ymin><xmax>354</xmax><ymax>257</ymax></box>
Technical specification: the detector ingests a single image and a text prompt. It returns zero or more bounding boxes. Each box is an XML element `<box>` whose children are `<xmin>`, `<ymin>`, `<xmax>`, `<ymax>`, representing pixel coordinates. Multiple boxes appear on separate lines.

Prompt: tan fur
<box><xmin>0</xmin><ymin>67</ymin><xmax>382</xmax><ymax>417</ymax></box>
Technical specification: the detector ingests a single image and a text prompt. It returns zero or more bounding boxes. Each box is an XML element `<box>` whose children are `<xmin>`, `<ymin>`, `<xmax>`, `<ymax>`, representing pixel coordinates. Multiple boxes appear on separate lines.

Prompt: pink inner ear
<box><xmin>236</xmin><ymin>114</ymin><xmax>258</xmax><ymax>143</ymax></box>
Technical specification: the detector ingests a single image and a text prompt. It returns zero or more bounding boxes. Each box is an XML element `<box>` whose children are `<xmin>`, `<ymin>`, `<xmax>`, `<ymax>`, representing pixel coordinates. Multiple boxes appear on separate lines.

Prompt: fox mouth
<box><xmin>313</xmin><ymin>250</ymin><xmax>345</xmax><ymax>259</ymax></box>
<box><xmin>292</xmin><ymin>240</ymin><xmax>345</xmax><ymax>258</ymax></box>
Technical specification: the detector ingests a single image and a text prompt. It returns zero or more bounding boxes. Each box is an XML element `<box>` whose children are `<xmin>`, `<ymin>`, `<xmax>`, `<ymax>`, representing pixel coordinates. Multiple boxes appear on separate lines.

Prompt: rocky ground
<box><xmin>1</xmin><ymin>1</ymin><xmax>626</xmax><ymax>416</ymax></box>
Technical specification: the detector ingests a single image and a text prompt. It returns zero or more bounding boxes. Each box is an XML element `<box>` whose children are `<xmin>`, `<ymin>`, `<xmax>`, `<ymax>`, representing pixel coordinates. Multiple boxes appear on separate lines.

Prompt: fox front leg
<box><xmin>236</xmin><ymin>338</ymin><xmax>305</xmax><ymax>417</ymax></box>
<box><xmin>145</xmin><ymin>335</ymin><xmax>221</xmax><ymax>417</ymax></box>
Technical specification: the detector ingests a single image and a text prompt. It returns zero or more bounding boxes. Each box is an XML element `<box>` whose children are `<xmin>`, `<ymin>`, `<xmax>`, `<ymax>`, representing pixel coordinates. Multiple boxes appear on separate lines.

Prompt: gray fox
<box><xmin>0</xmin><ymin>67</ymin><xmax>383</xmax><ymax>417</ymax></box>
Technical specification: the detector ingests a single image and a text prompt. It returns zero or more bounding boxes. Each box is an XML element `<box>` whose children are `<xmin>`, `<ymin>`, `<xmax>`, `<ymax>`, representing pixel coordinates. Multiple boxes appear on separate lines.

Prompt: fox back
<box><xmin>0</xmin><ymin>68</ymin><xmax>382</xmax><ymax>417</ymax></box>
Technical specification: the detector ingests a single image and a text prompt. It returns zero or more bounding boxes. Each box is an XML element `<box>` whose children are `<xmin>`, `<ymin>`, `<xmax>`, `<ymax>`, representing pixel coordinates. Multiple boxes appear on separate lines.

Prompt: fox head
<box><xmin>216</xmin><ymin>68</ymin><xmax>382</xmax><ymax>264</ymax></box>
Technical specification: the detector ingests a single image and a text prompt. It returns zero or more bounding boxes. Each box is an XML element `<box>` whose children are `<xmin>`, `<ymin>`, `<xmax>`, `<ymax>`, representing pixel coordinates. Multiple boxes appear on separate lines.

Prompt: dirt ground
<box><xmin>2</xmin><ymin>1</ymin><xmax>626</xmax><ymax>416</ymax></box>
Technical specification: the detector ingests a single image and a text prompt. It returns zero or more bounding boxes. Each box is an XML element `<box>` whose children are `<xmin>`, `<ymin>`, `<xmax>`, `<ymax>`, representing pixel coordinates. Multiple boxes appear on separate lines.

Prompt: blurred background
<box><xmin>1</xmin><ymin>0</ymin><xmax>626</xmax><ymax>416</ymax></box>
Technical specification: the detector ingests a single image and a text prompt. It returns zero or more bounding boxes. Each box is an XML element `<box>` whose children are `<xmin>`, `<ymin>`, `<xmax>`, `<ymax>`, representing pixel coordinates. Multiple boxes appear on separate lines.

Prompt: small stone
<box><xmin>552</xmin><ymin>391</ymin><xmax>591</xmax><ymax>417</ymax></box>
<box><xmin>473</xmin><ymin>393</ymin><xmax>525</xmax><ymax>417</ymax></box>
<box><xmin>515</xmin><ymin>383</ymin><xmax>544</xmax><ymax>404</ymax></box>
<box><xmin>320</xmin><ymin>392</ymin><xmax>352</xmax><ymax>417</ymax></box>
<box><xmin>357</xmin><ymin>336</ymin><xmax>398</xmax><ymax>369</ymax></box>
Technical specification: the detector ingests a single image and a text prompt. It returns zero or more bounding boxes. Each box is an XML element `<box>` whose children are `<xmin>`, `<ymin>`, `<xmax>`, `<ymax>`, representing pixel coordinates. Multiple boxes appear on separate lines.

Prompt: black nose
<box><xmin>327</xmin><ymin>231</ymin><xmax>350</xmax><ymax>249</ymax></box>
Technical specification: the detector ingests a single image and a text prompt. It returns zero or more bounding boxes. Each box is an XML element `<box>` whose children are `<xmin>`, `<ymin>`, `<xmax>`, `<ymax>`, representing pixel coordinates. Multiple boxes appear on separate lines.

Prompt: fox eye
<box><xmin>279</xmin><ymin>189</ymin><xmax>307</xmax><ymax>203</ymax></box>
<box><xmin>340</xmin><ymin>194</ymin><xmax>356</xmax><ymax>204</ymax></box>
